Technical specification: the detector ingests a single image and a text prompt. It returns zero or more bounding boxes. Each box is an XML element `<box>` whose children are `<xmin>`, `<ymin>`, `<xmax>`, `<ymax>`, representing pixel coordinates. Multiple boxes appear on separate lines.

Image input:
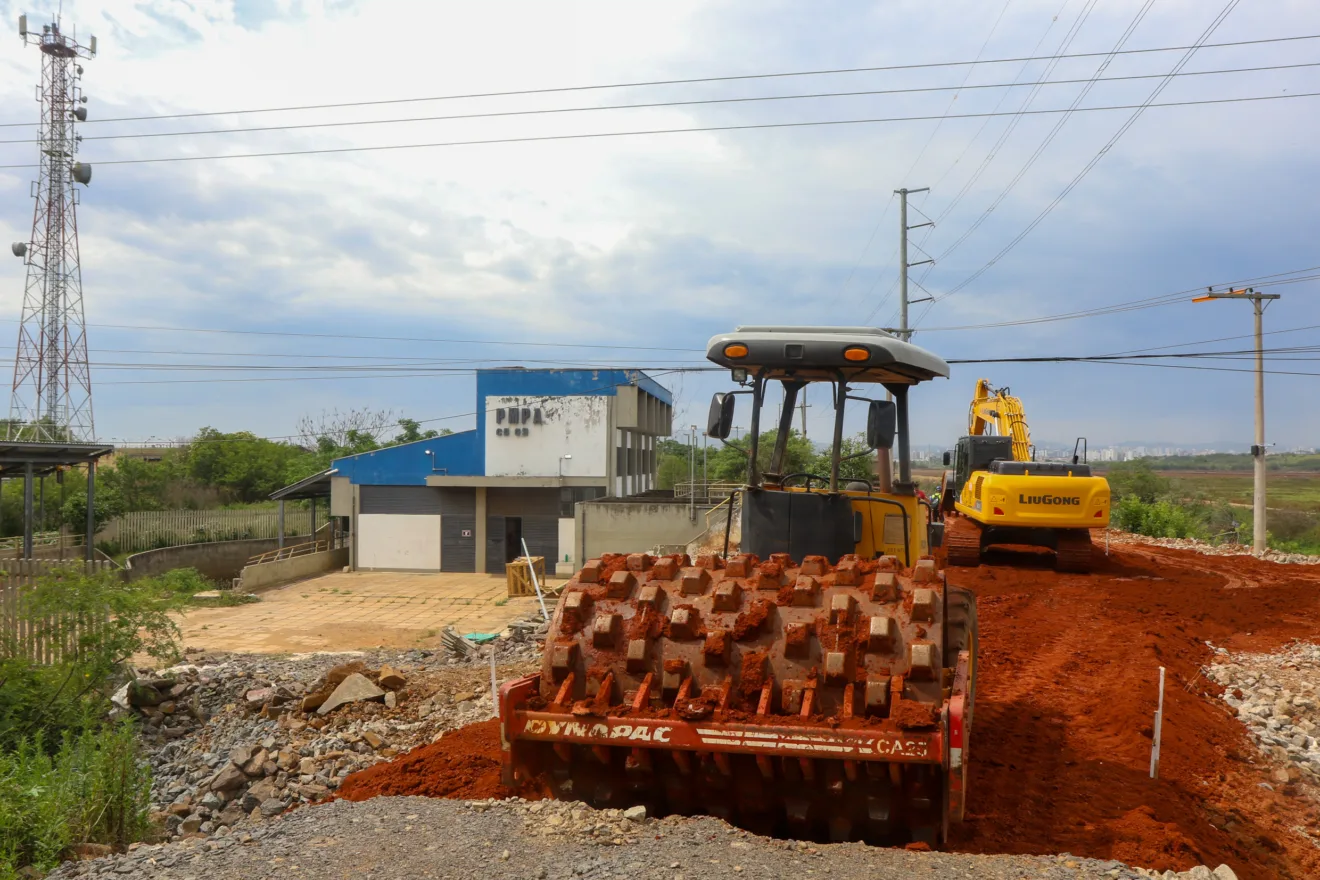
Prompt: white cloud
<box><xmin>0</xmin><ymin>0</ymin><xmax>1315</xmax><ymax>445</ymax></box>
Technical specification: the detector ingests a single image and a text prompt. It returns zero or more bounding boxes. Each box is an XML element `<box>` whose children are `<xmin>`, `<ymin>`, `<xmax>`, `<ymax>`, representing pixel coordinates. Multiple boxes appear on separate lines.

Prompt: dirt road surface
<box><xmin>325</xmin><ymin>540</ymin><xmax>1320</xmax><ymax>879</ymax></box>
<box><xmin>948</xmin><ymin>540</ymin><xmax>1320</xmax><ymax>879</ymax></box>
<box><xmin>53</xmin><ymin>796</ymin><xmax>1144</xmax><ymax>880</ymax></box>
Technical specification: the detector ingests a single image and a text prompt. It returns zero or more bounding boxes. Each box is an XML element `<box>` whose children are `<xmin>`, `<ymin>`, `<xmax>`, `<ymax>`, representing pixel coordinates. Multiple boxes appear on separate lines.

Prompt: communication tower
<box><xmin>8</xmin><ymin>13</ymin><xmax>97</xmax><ymax>441</ymax></box>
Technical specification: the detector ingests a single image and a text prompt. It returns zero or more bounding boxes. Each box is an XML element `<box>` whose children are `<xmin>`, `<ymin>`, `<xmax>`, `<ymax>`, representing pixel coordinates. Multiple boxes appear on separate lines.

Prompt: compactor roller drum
<box><xmin>499</xmin><ymin>550</ymin><xmax>977</xmax><ymax>847</ymax></box>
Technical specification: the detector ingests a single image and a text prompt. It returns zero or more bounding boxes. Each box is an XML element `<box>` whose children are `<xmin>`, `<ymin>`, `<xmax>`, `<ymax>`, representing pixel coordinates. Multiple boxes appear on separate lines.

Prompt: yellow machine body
<box><xmin>953</xmin><ymin>467</ymin><xmax>1110</xmax><ymax>530</ymax></box>
<box><xmin>777</xmin><ymin>484</ymin><xmax>931</xmax><ymax>563</ymax></box>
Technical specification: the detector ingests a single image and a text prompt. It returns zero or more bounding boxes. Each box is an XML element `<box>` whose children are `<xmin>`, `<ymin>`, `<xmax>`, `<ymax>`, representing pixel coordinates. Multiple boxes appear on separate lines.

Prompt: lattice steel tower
<box><xmin>8</xmin><ymin>14</ymin><xmax>97</xmax><ymax>441</ymax></box>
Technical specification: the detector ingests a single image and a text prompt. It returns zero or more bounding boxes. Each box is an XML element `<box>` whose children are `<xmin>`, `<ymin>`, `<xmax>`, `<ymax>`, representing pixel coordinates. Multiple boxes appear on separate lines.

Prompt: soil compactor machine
<box><xmin>940</xmin><ymin>379</ymin><xmax>1110</xmax><ymax>572</ymax></box>
<box><xmin>499</xmin><ymin>326</ymin><xmax>977</xmax><ymax>847</ymax></box>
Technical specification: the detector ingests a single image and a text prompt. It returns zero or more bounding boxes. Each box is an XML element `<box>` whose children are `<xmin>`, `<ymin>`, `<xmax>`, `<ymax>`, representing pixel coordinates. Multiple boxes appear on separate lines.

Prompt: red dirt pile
<box><xmin>336</xmin><ymin>720</ymin><xmax>543</xmax><ymax>802</ymax></box>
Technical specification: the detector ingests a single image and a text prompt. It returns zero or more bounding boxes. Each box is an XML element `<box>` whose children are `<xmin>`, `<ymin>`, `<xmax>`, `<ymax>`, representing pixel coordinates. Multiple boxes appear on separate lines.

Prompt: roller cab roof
<box><xmin>705</xmin><ymin>325</ymin><xmax>950</xmax><ymax>385</ymax></box>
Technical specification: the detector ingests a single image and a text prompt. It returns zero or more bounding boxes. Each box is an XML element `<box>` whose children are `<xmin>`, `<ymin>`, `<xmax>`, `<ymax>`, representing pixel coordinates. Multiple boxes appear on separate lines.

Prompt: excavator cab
<box><xmin>704</xmin><ymin>325</ymin><xmax>949</xmax><ymax>564</ymax></box>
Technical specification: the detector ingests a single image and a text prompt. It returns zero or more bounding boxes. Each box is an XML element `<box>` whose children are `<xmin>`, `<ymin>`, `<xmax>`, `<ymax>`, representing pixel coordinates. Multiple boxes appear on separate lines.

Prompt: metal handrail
<box><xmin>673</xmin><ymin>481</ymin><xmax>743</xmax><ymax>502</ymax></box>
<box><xmin>246</xmin><ymin>538</ymin><xmax>329</xmax><ymax>566</ymax></box>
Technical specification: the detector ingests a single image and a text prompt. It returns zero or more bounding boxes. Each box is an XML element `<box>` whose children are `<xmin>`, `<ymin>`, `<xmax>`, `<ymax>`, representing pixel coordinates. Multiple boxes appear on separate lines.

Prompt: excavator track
<box><xmin>500</xmin><ymin>550</ymin><xmax>976</xmax><ymax>848</ymax></box>
<box><xmin>944</xmin><ymin>516</ymin><xmax>983</xmax><ymax>568</ymax></box>
<box><xmin>1054</xmin><ymin>529</ymin><xmax>1094</xmax><ymax>573</ymax></box>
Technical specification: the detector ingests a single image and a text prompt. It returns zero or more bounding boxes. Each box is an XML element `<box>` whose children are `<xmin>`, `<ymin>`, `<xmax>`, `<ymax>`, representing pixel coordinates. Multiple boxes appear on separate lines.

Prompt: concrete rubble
<box><xmin>115</xmin><ymin>637</ymin><xmax>542</xmax><ymax>848</ymax></box>
<box><xmin>1109</xmin><ymin>530</ymin><xmax>1320</xmax><ymax>566</ymax></box>
<box><xmin>1133</xmin><ymin>865</ymin><xmax>1237</xmax><ymax>880</ymax></box>
<box><xmin>1205</xmin><ymin>640</ymin><xmax>1320</xmax><ymax>797</ymax></box>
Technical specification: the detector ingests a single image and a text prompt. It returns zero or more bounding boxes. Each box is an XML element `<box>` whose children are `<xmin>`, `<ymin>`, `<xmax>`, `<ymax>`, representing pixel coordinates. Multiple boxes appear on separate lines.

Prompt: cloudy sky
<box><xmin>0</xmin><ymin>0</ymin><xmax>1317</xmax><ymax>451</ymax></box>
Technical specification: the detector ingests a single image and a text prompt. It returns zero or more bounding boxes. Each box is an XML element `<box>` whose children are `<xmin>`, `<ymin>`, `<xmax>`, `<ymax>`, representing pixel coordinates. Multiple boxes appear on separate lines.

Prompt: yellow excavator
<box><xmin>938</xmin><ymin>380</ymin><xmax>1110</xmax><ymax>572</ymax></box>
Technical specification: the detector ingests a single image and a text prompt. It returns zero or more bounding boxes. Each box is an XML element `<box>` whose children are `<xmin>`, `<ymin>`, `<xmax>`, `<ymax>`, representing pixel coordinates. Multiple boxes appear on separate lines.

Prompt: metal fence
<box><xmin>101</xmin><ymin>508</ymin><xmax>330</xmax><ymax>553</ymax></box>
<box><xmin>672</xmin><ymin>482</ymin><xmax>744</xmax><ymax>504</ymax></box>
<box><xmin>0</xmin><ymin>560</ymin><xmax>116</xmax><ymax>664</ymax></box>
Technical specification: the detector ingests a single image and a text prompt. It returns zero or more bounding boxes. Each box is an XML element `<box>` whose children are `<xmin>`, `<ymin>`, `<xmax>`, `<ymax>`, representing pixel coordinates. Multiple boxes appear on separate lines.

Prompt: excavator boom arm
<box><xmin>967</xmin><ymin>378</ymin><xmax>1032</xmax><ymax>462</ymax></box>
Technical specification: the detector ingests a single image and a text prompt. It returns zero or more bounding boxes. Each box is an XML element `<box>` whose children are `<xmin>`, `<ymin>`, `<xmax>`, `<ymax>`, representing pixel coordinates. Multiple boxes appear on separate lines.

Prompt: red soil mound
<box><xmin>336</xmin><ymin>720</ymin><xmax>543</xmax><ymax>802</ymax></box>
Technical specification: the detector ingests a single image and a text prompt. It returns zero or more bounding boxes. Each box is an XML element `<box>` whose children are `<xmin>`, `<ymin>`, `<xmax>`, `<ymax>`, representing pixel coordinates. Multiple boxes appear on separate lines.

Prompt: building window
<box><xmin>560</xmin><ymin>486</ymin><xmax>606</xmax><ymax>518</ymax></box>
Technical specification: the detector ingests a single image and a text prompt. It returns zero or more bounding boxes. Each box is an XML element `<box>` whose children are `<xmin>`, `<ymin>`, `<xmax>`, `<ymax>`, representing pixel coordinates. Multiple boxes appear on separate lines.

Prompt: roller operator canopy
<box><xmin>705</xmin><ymin>325</ymin><xmax>950</xmax><ymax>385</ymax></box>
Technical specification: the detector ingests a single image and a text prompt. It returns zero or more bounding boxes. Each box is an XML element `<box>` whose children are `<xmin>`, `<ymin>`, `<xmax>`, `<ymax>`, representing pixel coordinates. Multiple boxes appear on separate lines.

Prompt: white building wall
<box><xmin>557</xmin><ymin>517</ymin><xmax>576</xmax><ymax>574</ymax></box>
<box><xmin>485</xmin><ymin>395</ymin><xmax>610</xmax><ymax>477</ymax></box>
<box><xmin>357</xmin><ymin>514</ymin><xmax>441</xmax><ymax>570</ymax></box>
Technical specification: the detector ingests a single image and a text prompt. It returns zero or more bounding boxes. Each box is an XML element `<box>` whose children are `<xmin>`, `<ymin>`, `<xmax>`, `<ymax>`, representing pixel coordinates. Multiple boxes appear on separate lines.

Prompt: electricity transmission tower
<box><xmin>7</xmin><ymin>14</ymin><xmax>97</xmax><ymax>441</ymax></box>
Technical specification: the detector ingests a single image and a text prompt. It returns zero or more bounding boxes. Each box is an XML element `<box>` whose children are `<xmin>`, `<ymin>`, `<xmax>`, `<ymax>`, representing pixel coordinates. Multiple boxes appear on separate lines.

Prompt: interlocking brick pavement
<box><xmin>177</xmin><ymin>570</ymin><xmax>556</xmax><ymax>653</ymax></box>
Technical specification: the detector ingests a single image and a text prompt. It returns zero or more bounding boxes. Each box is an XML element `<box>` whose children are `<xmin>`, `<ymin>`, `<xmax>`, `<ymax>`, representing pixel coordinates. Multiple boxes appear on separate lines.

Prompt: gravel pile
<box><xmin>122</xmin><ymin>625</ymin><xmax>544</xmax><ymax>845</ymax></box>
<box><xmin>47</xmin><ymin>795</ymin><xmax>1157</xmax><ymax>880</ymax></box>
<box><xmin>1109</xmin><ymin>530</ymin><xmax>1319</xmax><ymax>565</ymax></box>
<box><xmin>1206</xmin><ymin>641</ymin><xmax>1320</xmax><ymax>792</ymax></box>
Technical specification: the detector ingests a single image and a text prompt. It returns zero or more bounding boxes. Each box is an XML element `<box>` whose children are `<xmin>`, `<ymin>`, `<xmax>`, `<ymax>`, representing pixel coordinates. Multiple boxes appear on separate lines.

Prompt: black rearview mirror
<box><xmin>866</xmin><ymin>399</ymin><xmax>896</xmax><ymax>450</ymax></box>
<box><xmin>707</xmin><ymin>392</ymin><xmax>736</xmax><ymax>440</ymax></box>
<box><xmin>942</xmin><ymin>450</ymin><xmax>951</xmax><ymax>467</ymax></box>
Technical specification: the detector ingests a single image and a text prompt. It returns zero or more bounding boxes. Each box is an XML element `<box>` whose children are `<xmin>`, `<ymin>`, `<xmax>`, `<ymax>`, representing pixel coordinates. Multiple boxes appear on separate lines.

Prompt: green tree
<box><xmin>1105</xmin><ymin>460</ymin><xmax>1172</xmax><ymax>503</ymax></box>
<box><xmin>706</xmin><ymin>429</ymin><xmax>816</xmax><ymax>483</ymax></box>
<box><xmin>184</xmin><ymin>428</ymin><xmax>302</xmax><ymax>502</ymax></box>
<box><xmin>392</xmin><ymin>418</ymin><xmax>450</xmax><ymax>444</ymax></box>
<box><xmin>810</xmin><ymin>434</ymin><xmax>878</xmax><ymax>484</ymax></box>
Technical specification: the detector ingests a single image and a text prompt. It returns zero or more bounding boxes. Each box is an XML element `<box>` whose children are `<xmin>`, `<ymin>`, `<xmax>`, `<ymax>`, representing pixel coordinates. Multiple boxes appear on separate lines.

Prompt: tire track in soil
<box><xmin>948</xmin><ymin>544</ymin><xmax>1320</xmax><ymax>879</ymax></box>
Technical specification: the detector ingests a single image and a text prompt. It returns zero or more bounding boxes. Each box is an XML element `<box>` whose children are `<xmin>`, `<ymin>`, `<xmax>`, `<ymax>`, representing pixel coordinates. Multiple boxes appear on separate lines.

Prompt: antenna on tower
<box><xmin>8</xmin><ymin>13</ymin><xmax>98</xmax><ymax>441</ymax></box>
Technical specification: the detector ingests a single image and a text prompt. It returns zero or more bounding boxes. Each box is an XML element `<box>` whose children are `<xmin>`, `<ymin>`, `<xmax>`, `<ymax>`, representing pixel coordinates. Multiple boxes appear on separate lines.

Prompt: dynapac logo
<box><xmin>1019</xmin><ymin>494</ymin><xmax>1081</xmax><ymax>505</ymax></box>
<box><xmin>524</xmin><ymin>718</ymin><xmax>674</xmax><ymax>743</ymax></box>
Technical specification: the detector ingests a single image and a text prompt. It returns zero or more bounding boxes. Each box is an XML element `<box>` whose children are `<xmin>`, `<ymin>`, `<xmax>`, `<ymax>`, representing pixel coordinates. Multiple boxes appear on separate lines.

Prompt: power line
<box><xmin>3</xmin><ymin>61</ymin><xmax>1313</xmax><ymax>148</ymax></box>
<box><xmin>915</xmin><ymin>267</ymin><xmax>1320</xmax><ymax>333</ymax></box>
<box><xmin>0</xmin><ymin>318</ymin><xmax>700</xmax><ymax>352</ymax></box>
<box><xmin>881</xmin><ymin>0</ymin><xmax>1080</xmax><ymax>324</ymax></box>
<box><xmin>835</xmin><ymin>0</ymin><xmax>1014</xmax><ymax>312</ymax></box>
<box><xmin>3</xmin><ymin>32</ymin><xmax>1313</xmax><ymax>130</ymax></box>
<box><xmin>919</xmin><ymin>0</ymin><xmax>1245</xmax><ymax>317</ymax></box>
<box><xmin>1102</xmin><ymin>323</ymin><xmax>1320</xmax><ymax>356</ymax></box>
<box><xmin>3</xmin><ymin>89</ymin><xmax>1314</xmax><ymax>171</ymax></box>
<box><xmin>916</xmin><ymin>0</ymin><xmax>1154</xmax><ymax>280</ymax></box>
<box><xmin>100</xmin><ymin>371</ymin><xmax>694</xmax><ymax>445</ymax></box>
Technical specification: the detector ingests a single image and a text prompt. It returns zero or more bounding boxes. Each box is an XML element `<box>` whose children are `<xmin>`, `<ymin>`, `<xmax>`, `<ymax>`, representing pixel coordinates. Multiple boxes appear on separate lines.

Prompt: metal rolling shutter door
<box><xmin>440</xmin><ymin>516</ymin><xmax>475</xmax><ymax>572</ymax></box>
<box><xmin>520</xmin><ymin>516</ymin><xmax>559</xmax><ymax>566</ymax></box>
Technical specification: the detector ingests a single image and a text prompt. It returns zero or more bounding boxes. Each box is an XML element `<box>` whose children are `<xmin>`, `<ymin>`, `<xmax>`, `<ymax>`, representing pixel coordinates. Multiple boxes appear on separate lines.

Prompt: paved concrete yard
<box><xmin>177</xmin><ymin>570</ymin><xmax>555</xmax><ymax>653</ymax></box>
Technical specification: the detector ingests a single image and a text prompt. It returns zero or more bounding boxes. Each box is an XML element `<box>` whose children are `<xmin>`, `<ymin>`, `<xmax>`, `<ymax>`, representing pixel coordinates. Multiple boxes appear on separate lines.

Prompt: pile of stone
<box><xmin>125</xmin><ymin>643</ymin><xmax>540</xmax><ymax>845</ymax></box>
<box><xmin>467</xmin><ymin>797</ymin><xmax>651</xmax><ymax>847</ymax></box>
<box><xmin>1205</xmin><ymin>641</ymin><xmax>1320</xmax><ymax>790</ymax></box>
<box><xmin>1109</xmin><ymin>530</ymin><xmax>1319</xmax><ymax>565</ymax></box>
<box><xmin>1133</xmin><ymin>867</ymin><xmax>1237</xmax><ymax>880</ymax></box>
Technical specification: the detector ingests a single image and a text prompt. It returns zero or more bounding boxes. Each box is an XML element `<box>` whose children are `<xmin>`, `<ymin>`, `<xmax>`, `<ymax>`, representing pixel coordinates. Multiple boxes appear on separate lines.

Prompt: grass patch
<box><xmin>0</xmin><ymin>724</ymin><xmax>152</xmax><ymax>877</ymax></box>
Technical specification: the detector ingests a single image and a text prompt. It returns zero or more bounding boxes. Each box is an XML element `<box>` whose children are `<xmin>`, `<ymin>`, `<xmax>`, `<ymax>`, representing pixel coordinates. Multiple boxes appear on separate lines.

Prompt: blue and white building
<box><xmin>327</xmin><ymin>368</ymin><xmax>673</xmax><ymax>573</ymax></box>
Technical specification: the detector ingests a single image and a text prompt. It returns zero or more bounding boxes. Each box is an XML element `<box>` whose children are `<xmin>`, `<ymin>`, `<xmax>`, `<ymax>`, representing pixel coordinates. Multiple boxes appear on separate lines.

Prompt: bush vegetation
<box><xmin>0</xmin><ymin>566</ymin><xmax>197</xmax><ymax>877</ymax></box>
<box><xmin>1104</xmin><ymin>461</ymin><xmax>1320</xmax><ymax>553</ymax></box>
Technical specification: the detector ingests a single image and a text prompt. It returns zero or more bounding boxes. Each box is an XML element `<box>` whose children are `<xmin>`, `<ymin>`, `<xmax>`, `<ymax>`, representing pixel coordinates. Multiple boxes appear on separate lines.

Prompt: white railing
<box><xmin>672</xmin><ymin>481</ymin><xmax>743</xmax><ymax>504</ymax></box>
<box><xmin>101</xmin><ymin>508</ymin><xmax>330</xmax><ymax>553</ymax></box>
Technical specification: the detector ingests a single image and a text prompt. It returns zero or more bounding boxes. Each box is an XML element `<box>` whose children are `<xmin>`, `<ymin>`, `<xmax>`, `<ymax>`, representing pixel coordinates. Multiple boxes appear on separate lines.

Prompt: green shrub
<box><xmin>0</xmin><ymin>567</ymin><xmax>186</xmax><ymax>751</ymax></box>
<box><xmin>0</xmin><ymin>723</ymin><xmax>151</xmax><ymax>877</ymax></box>
<box><xmin>1112</xmin><ymin>496</ymin><xmax>1203</xmax><ymax>539</ymax></box>
<box><xmin>1105</xmin><ymin>461</ymin><xmax>1172</xmax><ymax>503</ymax></box>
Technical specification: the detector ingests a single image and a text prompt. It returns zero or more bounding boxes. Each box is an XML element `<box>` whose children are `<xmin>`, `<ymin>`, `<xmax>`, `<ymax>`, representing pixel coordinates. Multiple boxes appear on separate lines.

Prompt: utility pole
<box><xmin>893</xmin><ymin>186</ymin><xmax>933</xmax><ymax>341</ymax></box>
<box><xmin>798</xmin><ymin>388</ymin><xmax>810</xmax><ymax>439</ymax></box>
<box><xmin>1194</xmin><ymin>287</ymin><xmax>1281</xmax><ymax>556</ymax></box>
